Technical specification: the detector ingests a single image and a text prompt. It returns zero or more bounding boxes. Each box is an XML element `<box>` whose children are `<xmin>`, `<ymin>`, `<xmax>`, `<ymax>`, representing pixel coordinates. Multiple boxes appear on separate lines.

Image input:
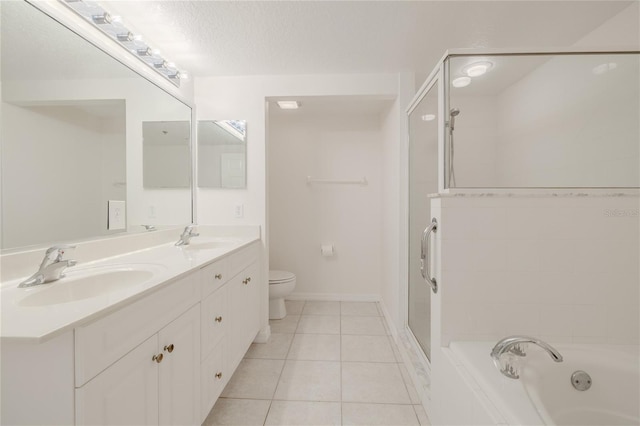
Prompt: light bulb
<box><xmin>452</xmin><ymin>77</ymin><xmax>471</xmax><ymax>88</ymax></box>
<box><xmin>463</xmin><ymin>61</ymin><xmax>493</xmax><ymax>77</ymax></box>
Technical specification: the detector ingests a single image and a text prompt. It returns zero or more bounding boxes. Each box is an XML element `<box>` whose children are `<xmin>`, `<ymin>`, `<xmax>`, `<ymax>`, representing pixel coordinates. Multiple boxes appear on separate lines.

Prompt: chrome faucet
<box><xmin>18</xmin><ymin>245</ymin><xmax>78</xmax><ymax>288</ymax></box>
<box><xmin>175</xmin><ymin>225</ymin><xmax>199</xmax><ymax>246</ymax></box>
<box><xmin>490</xmin><ymin>335</ymin><xmax>563</xmax><ymax>379</ymax></box>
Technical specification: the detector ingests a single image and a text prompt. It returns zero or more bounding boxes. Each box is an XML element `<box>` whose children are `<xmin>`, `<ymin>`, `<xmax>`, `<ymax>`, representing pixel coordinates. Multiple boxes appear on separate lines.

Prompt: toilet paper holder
<box><xmin>321</xmin><ymin>244</ymin><xmax>335</xmax><ymax>256</ymax></box>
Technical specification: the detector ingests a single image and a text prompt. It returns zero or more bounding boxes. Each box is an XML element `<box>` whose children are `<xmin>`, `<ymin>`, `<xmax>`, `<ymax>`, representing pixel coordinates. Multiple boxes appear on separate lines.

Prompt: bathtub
<box><xmin>448</xmin><ymin>341</ymin><xmax>640</xmax><ymax>425</ymax></box>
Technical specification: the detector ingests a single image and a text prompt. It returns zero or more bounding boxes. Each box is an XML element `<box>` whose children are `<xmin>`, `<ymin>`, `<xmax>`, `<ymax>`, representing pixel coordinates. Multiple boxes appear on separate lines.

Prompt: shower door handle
<box><xmin>420</xmin><ymin>218</ymin><xmax>438</xmax><ymax>294</ymax></box>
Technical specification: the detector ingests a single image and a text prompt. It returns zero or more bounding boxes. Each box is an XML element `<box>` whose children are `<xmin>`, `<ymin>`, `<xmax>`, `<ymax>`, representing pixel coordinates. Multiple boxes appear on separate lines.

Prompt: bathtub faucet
<box><xmin>491</xmin><ymin>335</ymin><xmax>563</xmax><ymax>379</ymax></box>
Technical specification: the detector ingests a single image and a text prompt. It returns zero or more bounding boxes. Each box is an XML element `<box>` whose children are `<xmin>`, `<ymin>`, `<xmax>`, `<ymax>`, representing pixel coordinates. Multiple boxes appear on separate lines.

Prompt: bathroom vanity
<box><xmin>1</xmin><ymin>229</ymin><xmax>262</xmax><ymax>425</ymax></box>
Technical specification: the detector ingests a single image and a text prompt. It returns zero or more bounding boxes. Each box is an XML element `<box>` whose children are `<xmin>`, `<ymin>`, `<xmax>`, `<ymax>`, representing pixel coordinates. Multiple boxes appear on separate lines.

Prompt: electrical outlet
<box><xmin>108</xmin><ymin>200</ymin><xmax>126</xmax><ymax>230</ymax></box>
<box><xmin>148</xmin><ymin>205</ymin><xmax>156</xmax><ymax>219</ymax></box>
<box><xmin>235</xmin><ymin>204</ymin><xmax>244</xmax><ymax>219</ymax></box>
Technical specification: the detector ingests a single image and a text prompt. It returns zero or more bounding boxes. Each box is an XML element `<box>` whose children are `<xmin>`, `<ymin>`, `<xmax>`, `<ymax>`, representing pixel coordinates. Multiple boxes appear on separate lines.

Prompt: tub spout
<box><xmin>491</xmin><ymin>335</ymin><xmax>563</xmax><ymax>379</ymax></box>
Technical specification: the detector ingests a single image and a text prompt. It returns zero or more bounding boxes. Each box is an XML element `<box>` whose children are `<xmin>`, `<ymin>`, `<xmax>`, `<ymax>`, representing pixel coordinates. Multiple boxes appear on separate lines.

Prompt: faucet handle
<box><xmin>184</xmin><ymin>225</ymin><xmax>199</xmax><ymax>236</ymax></box>
<box><xmin>45</xmin><ymin>245</ymin><xmax>76</xmax><ymax>261</ymax></box>
<box><xmin>42</xmin><ymin>245</ymin><xmax>76</xmax><ymax>266</ymax></box>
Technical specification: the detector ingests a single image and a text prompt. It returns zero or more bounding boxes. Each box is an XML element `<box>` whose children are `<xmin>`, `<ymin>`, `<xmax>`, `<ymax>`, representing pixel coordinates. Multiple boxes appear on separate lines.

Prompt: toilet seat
<box><xmin>269</xmin><ymin>270</ymin><xmax>295</xmax><ymax>284</ymax></box>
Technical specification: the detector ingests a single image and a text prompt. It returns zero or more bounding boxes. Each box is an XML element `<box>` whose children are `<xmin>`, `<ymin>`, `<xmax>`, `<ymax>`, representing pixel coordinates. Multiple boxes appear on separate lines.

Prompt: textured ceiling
<box><xmin>104</xmin><ymin>1</ymin><xmax>633</xmax><ymax>77</ymax></box>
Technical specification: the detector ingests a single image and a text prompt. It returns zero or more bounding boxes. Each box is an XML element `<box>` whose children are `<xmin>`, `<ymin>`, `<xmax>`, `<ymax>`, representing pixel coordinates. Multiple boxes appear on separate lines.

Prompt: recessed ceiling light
<box><xmin>421</xmin><ymin>114</ymin><xmax>436</xmax><ymax>121</ymax></box>
<box><xmin>592</xmin><ymin>62</ymin><xmax>618</xmax><ymax>75</ymax></box>
<box><xmin>463</xmin><ymin>61</ymin><xmax>493</xmax><ymax>77</ymax></box>
<box><xmin>277</xmin><ymin>101</ymin><xmax>300</xmax><ymax>109</ymax></box>
<box><xmin>452</xmin><ymin>77</ymin><xmax>471</xmax><ymax>88</ymax></box>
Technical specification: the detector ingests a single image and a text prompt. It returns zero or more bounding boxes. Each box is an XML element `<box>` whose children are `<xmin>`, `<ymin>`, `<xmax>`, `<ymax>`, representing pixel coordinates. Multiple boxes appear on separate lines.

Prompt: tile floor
<box><xmin>203</xmin><ymin>301</ymin><xmax>430</xmax><ymax>426</ymax></box>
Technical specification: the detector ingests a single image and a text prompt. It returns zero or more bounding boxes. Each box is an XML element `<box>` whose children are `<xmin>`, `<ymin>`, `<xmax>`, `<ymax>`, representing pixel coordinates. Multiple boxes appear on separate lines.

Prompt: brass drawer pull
<box><xmin>215</xmin><ymin>372</ymin><xmax>222</xmax><ymax>380</ymax></box>
<box><xmin>152</xmin><ymin>353</ymin><xmax>164</xmax><ymax>363</ymax></box>
<box><xmin>215</xmin><ymin>316</ymin><xmax>223</xmax><ymax>323</ymax></box>
<box><xmin>164</xmin><ymin>344</ymin><xmax>175</xmax><ymax>353</ymax></box>
<box><xmin>214</xmin><ymin>274</ymin><xmax>222</xmax><ymax>280</ymax></box>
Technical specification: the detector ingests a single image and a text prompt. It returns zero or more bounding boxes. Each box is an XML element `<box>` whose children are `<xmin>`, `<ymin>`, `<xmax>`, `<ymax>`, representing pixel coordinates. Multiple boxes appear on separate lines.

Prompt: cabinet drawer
<box><xmin>200</xmin><ymin>340</ymin><xmax>226</xmax><ymax>423</ymax></box>
<box><xmin>201</xmin><ymin>285</ymin><xmax>228</xmax><ymax>360</ymax></box>
<box><xmin>200</xmin><ymin>259</ymin><xmax>229</xmax><ymax>298</ymax></box>
<box><xmin>75</xmin><ymin>274</ymin><xmax>199</xmax><ymax>387</ymax></box>
<box><xmin>227</xmin><ymin>242</ymin><xmax>260</xmax><ymax>279</ymax></box>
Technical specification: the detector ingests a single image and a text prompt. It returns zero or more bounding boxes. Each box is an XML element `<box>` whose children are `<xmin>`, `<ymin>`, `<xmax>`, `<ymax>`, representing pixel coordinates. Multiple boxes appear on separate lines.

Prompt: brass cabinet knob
<box><xmin>242</xmin><ymin>279</ymin><xmax>248</xmax><ymax>285</ymax></box>
<box><xmin>215</xmin><ymin>316</ymin><xmax>223</xmax><ymax>323</ymax></box>
<box><xmin>152</xmin><ymin>353</ymin><xmax>164</xmax><ymax>363</ymax></box>
<box><xmin>215</xmin><ymin>274</ymin><xmax>222</xmax><ymax>280</ymax></box>
<box><xmin>215</xmin><ymin>372</ymin><xmax>222</xmax><ymax>380</ymax></box>
<box><xmin>246</xmin><ymin>277</ymin><xmax>251</xmax><ymax>283</ymax></box>
<box><xmin>164</xmin><ymin>344</ymin><xmax>175</xmax><ymax>353</ymax></box>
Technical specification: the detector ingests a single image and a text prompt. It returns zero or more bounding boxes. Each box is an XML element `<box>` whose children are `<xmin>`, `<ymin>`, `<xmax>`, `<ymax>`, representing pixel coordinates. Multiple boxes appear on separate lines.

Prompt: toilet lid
<box><xmin>269</xmin><ymin>270</ymin><xmax>295</xmax><ymax>283</ymax></box>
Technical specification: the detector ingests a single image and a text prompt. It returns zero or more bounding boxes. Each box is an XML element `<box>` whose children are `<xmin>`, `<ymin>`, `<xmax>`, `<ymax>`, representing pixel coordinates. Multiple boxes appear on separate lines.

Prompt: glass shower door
<box><xmin>408</xmin><ymin>79</ymin><xmax>439</xmax><ymax>361</ymax></box>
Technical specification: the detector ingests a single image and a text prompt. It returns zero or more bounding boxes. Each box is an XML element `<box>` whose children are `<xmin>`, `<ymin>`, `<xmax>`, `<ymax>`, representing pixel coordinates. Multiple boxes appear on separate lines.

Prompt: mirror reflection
<box><xmin>198</xmin><ymin>120</ymin><xmax>247</xmax><ymax>189</ymax></box>
<box><xmin>143</xmin><ymin>121</ymin><xmax>191</xmax><ymax>188</ymax></box>
<box><xmin>0</xmin><ymin>1</ymin><xmax>193</xmax><ymax>250</ymax></box>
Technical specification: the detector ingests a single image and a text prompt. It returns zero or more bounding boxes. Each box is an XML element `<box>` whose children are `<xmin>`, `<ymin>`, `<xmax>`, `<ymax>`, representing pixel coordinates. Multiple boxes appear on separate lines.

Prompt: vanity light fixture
<box><xmin>463</xmin><ymin>61</ymin><xmax>493</xmax><ymax>77</ymax></box>
<box><xmin>452</xmin><ymin>77</ymin><xmax>471</xmax><ymax>88</ymax></box>
<box><xmin>116</xmin><ymin>31</ymin><xmax>134</xmax><ymax>42</ymax></box>
<box><xmin>277</xmin><ymin>101</ymin><xmax>301</xmax><ymax>110</ymax></box>
<box><xmin>136</xmin><ymin>47</ymin><xmax>153</xmax><ymax>57</ymax></box>
<box><xmin>61</xmin><ymin>0</ymin><xmax>186</xmax><ymax>87</ymax></box>
<box><xmin>91</xmin><ymin>12</ymin><xmax>111</xmax><ymax>25</ymax></box>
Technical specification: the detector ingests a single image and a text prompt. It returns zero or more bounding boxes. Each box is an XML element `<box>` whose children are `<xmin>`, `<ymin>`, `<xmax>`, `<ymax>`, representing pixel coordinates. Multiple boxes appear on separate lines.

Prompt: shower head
<box><xmin>449</xmin><ymin>108</ymin><xmax>460</xmax><ymax>131</ymax></box>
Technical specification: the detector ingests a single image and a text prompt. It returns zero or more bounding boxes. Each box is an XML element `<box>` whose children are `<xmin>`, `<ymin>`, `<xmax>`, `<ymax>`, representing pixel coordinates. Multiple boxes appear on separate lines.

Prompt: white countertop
<box><xmin>1</xmin><ymin>228</ymin><xmax>260</xmax><ymax>344</ymax></box>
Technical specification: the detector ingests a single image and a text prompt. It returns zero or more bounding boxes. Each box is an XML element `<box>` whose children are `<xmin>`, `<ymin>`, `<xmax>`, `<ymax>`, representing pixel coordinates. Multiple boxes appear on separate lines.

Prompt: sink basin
<box><xmin>17</xmin><ymin>265</ymin><xmax>163</xmax><ymax>307</ymax></box>
<box><xmin>180</xmin><ymin>238</ymin><xmax>241</xmax><ymax>251</ymax></box>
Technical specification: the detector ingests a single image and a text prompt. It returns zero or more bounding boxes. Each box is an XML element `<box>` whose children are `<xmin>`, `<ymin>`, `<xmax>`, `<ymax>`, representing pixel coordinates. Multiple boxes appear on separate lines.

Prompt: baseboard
<box><xmin>378</xmin><ymin>298</ymin><xmax>399</xmax><ymax>338</ymax></box>
<box><xmin>286</xmin><ymin>293</ymin><xmax>380</xmax><ymax>302</ymax></box>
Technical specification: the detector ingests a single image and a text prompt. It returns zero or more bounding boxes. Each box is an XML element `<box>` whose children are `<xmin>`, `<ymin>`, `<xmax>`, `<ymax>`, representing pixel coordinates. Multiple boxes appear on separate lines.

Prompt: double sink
<box><xmin>6</xmin><ymin>237</ymin><xmax>242</xmax><ymax>308</ymax></box>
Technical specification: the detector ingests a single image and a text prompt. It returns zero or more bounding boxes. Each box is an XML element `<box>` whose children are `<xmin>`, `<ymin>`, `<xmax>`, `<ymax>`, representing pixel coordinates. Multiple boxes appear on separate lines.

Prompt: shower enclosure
<box><xmin>405</xmin><ymin>48</ymin><xmax>639</xmax><ymax>380</ymax></box>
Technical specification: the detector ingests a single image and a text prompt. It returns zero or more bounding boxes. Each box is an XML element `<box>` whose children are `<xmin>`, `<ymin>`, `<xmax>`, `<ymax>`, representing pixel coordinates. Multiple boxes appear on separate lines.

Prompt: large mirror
<box><xmin>198</xmin><ymin>120</ymin><xmax>247</xmax><ymax>189</ymax></box>
<box><xmin>0</xmin><ymin>1</ymin><xmax>193</xmax><ymax>250</ymax></box>
<box><xmin>143</xmin><ymin>121</ymin><xmax>191</xmax><ymax>188</ymax></box>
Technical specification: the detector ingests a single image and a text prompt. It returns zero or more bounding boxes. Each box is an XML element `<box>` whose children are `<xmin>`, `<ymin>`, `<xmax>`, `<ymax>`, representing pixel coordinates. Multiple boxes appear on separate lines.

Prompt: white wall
<box><xmin>383</xmin><ymin>72</ymin><xmax>415</xmax><ymax>332</ymax></box>
<box><xmin>435</xmin><ymin>196</ymin><xmax>639</xmax><ymax>346</ymax></box>
<box><xmin>494</xmin><ymin>53</ymin><xmax>639</xmax><ymax>187</ymax></box>
<box><xmin>1</xmin><ymin>104</ymin><xmax>125</xmax><ymax>247</ymax></box>
<box><xmin>268</xmin><ymin>109</ymin><xmax>384</xmax><ymax>299</ymax></box>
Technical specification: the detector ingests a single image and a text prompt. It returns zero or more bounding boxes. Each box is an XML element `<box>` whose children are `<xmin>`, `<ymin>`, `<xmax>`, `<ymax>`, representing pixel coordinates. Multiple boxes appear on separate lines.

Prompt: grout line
<box><xmin>262</xmin><ymin>400</ymin><xmax>273</xmax><ymax>426</ymax></box>
<box><xmin>412</xmin><ymin>404</ymin><xmax>423</xmax><ymax>426</ymax></box>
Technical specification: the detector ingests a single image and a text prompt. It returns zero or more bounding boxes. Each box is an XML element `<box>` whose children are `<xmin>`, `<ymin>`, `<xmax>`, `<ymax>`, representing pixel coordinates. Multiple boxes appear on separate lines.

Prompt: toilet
<box><xmin>269</xmin><ymin>270</ymin><xmax>296</xmax><ymax>320</ymax></box>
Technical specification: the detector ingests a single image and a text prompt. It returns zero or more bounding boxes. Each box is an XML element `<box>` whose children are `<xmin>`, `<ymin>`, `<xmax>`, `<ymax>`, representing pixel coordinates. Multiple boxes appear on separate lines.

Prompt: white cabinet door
<box><xmin>200</xmin><ymin>339</ymin><xmax>226</xmax><ymax>422</ymax></box>
<box><xmin>158</xmin><ymin>304</ymin><xmax>201</xmax><ymax>426</ymax></box>
<box><xmin>76</xmin><ymin>336</ymin><xmax>159</xmax><ymax>426</ymax></box>
<box><xmin>201</xmin><ymin>285</ymin><xmax>228</xmax><ymax>360</ymax></box>
<box><xmin>227</xmin><ymin>262</ymin><xmax>261</xmax><ymax>372</ymax></box>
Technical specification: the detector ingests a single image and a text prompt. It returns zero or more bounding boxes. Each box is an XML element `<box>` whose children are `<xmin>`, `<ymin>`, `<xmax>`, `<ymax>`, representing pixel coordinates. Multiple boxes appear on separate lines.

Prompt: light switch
<box><xmin>108</xmin><ymin>200</ymin><xmax>126</xmax><ymax>230</ymax></box>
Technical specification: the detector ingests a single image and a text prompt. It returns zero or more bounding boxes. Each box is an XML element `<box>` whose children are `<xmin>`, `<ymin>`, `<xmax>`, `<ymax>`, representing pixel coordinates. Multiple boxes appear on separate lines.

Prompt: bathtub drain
<box><xmin>571</xmin><ymin>370</ymin><xmax>592</xmax><ymax>391</ymax></box>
